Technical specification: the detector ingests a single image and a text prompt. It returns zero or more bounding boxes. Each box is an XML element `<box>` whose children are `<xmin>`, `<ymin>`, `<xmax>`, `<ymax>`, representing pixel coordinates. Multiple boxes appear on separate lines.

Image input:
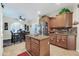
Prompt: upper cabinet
<box><xmin>50</xmin><ymin>13</ymin><xmax>73</xmax><ymax>28</ymax></box>
<box><xmin>50</xmin><ymin>17</ymin><xmax>56</xmax><ymax>28</ymax></box>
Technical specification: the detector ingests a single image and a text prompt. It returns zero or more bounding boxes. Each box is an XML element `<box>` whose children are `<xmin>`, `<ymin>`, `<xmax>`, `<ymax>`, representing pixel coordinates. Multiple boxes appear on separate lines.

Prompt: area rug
<box><xmin>17</xmin><ymin>51</ymin><xmax>30</xmax><ymax>56</ymax></box>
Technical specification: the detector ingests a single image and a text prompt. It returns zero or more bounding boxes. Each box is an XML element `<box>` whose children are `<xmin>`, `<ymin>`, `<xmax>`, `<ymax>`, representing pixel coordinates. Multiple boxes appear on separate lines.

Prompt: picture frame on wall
<box><xmin>27</xmin><ymin>25</ymin><xmax>29</xmax><ymax>31</ymax></box>
<box><xmin>4</xmin><ymin>22</ymin><xmax>8</xmax><ymax>30</ymax></box>
<box><xmin>24</xmin><ymin>24</ymin><xmax>27</xmax><ymax>30</ymax></box>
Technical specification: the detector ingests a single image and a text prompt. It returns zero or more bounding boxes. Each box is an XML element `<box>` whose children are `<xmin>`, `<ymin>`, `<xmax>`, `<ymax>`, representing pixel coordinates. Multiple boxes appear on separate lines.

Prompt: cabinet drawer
<box><xmin>26</xmin><ymin>39</ymin><xmax>30</xmax><ymax>42</ymax></box>
<box><xmin>62</xmin><ymin>35</ymin><xmax>67</xmax><ymax>39</ymax></box>
<box><xmin>50</xmin><ymin>34</ymin><xmax>56</xmax><ymax>39</ymax></box>
<box><xmin>31</xmin><ymin>38</ymin><xmax>39</xmax><ymax>44</ymax></box>
<box><xmin>50</xmin><ymin>36</ymin><xmax>56</xmax><ymax>40</ymax></box>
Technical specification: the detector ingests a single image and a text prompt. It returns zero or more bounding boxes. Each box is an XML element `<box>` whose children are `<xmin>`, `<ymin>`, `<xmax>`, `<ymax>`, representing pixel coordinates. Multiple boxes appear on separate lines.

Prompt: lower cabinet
<box><xmin>67</xmin><ymin>35</ymin><xmax>76</xmax><ymax>50</ymax></box>
<box><xmin>31</xmin><ymin>38</ymin><xmax>40</xmax><ymax>56</ymax></box>
<box><xmin>25</xmin><ymin>36</ymin><xmax>50</xmax><ymax>56</ymax></box>
<box><xmin>56</xmin><ymin>35</ymin><xmax>62</xmax><ymax>47</ymax></box>
<box><xmin>50</xmin><ymin>34</ymin><xmax>56</xmax><ymax>45</ymax></box>
<box><xmin>61</xmin><ymin>35</ymin><xmax>67</xmax><ymax>48</ymax></box>
<box><xmin>50</xmin><ymin>34</ymin><xmax>76</xmax><ymax>50</ymax></box>
<box><xmin>25</xmin><ymin>36</ymin><xmax>31</xmax><ymax>52</ymax></box>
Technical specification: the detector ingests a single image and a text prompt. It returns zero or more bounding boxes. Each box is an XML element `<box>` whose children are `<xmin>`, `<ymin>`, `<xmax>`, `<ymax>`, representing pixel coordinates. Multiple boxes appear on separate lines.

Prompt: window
<box><xmin>4</xmin><ymin>22</ymin><xmax>8</xmax><ymax>30</ymax></box>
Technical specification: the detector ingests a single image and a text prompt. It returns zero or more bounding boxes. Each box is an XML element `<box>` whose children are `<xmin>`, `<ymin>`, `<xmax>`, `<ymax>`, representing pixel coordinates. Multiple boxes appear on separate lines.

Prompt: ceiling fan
<box><xmin>19</xmin><ymin>16</ymin><xmax>26</xmax><ymax>21</ymax></box>
<box><xmin>1</xmin><ymin>3</ymin><xmax>5</xmax><ymax>8</ymax></box>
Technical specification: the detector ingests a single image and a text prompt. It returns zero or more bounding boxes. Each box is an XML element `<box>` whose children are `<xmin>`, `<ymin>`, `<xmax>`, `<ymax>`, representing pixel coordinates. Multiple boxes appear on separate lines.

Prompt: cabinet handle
<box><xmin>51</xmin><ymin>39</ymin><xmax>53</xmax><ymax>40</ymax></box>
<box><xmin>57</xmin><ymin>39</ymin><xmax>59</xmax><ymax>42</ymax></box>
<box><xmin>62</xmin><ymin>39</ymin><xmax>64</xmax><ymax>41</ymax></box>
<box><xmin>48</xmin><ymin>42</ymin><xmax>49</xmax><ymax>44</ymax></box>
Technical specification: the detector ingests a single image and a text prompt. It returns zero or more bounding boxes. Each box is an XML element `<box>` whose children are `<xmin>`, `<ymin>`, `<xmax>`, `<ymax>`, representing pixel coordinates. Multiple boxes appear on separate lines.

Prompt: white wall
<box><xmin>0</xmin><ymin>4</ymin><xmax>3</xmax><ymax>55</ymax></box>
<box><xmin>3</xmin><ymin>16</ymin><xmax>29</xmax><ymax>40</ymax></box>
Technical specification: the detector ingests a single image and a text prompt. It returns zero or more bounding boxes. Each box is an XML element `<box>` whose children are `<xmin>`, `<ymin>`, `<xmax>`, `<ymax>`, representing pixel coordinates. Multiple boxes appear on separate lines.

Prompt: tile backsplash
<box><xmin>50</xmin><ymin>27</ymin><xmax>77</xmax><ymax>35</ymax></box>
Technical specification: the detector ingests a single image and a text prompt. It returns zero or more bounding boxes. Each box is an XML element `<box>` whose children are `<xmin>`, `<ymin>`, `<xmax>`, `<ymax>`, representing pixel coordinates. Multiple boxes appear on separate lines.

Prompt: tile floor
<box><xmin>3</xmin><ymin>42</ymin><xmax>79</xmax><ymax>56</ymax></box>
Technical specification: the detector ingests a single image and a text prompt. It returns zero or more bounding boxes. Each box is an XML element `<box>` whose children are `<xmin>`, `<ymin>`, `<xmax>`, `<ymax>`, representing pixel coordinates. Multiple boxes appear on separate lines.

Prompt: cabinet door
<box><xmin>65</xmin><ymin>13</ymin><xmax>72</xmax><ymax>27</ymax></box>
<box><xmin>31</xmin><ymin>38</ymin><xmax>40</xmax><ymax>56</ymax></box>
<box><xmin>56</xmin><ymin>15</ymin><xmax>65</xmax><ymax>27</ymax></box>
<box><xmin>50</xmin><ymin>19</ymin><xmax>53</xmax><ymax>28</ymax></box>
<box><xmin>67</xmin><ymin>35</ymin><xmax>76</xmax><ymax>50</ymax></box>
<box><xmin>56</xmin><ymin>35</ymin><xmax>62</xmax><ymax>46</ymax></box>
<box><xmin>50</xmin><ymin>35</ymin><xmax>56</xmax><ymax>45</ymax></box>
<box><xmin>31</xmin><ymin>43</ymin><xmax>40</xmax><ymax>56</ymax></box>
<box><xmin>53</xmin><ymin>19</ymin><xmax>57</xmax><ymax>27</ymax></box>
<box><xmin>50</xmin><ymin>18</ymin><xmax>56</xmax><ymax>28</ymax></box>
<box><xmin>61</xmin><ymin>35</ymin><xmax>67</xmax><ymax>48</ymax></box>
<box><xmin>25</xmin><ymin>36</ymin><xmax>31</xmax><ymax>52</ymax></box>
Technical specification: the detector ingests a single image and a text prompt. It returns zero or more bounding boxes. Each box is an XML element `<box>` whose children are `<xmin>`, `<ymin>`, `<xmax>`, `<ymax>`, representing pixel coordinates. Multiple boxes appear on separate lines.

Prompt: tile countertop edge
<box><xmin>26</xmin><ymin>35</ymin><xmax>49</xmax><ymax>40</ymax></box>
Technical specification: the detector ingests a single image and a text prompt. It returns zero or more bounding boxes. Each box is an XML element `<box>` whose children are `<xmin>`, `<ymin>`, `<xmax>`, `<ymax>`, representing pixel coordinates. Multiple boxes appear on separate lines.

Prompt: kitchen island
<box><xmin>25</xmin><ymin>35</ymin><xmax>50</xmax><ymax>56</ymax></box>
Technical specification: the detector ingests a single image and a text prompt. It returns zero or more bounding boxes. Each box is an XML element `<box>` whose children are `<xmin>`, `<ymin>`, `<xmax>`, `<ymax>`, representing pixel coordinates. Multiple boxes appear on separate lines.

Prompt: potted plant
<box><xmin>59</xmin><ymin>8</ymin><xmax>71</xmax><ymax>15</ymax></box>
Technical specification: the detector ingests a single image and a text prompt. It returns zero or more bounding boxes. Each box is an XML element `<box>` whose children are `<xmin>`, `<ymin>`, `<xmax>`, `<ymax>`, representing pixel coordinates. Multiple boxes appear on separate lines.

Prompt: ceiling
<box><xmin>3</xmin><ymin>3</ymin><xmax>75</xmax><ymax>20</ymax></box>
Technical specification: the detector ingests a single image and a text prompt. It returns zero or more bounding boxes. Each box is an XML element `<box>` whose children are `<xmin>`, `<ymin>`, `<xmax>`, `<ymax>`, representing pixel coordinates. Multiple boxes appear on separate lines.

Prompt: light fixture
<box><xmin>19</xmin><ymin>16</ymin><xmax>25</xmax><ymax>21</ymax></box>
<box><xmin>1</xmin><ymin>3</ymin><xmax>4</xmax><ymax>8</ymax></box>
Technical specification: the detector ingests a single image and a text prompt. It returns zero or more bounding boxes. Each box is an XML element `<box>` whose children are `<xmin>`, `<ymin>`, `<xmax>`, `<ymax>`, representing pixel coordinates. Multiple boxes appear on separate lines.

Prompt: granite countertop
<box><xmin>52</xmin><ymin>33</ymin><xmax>77</xmax><ymax>36</ymax></box>
<box><xmin>50</xmin><ymin>32</ymin><xmax>77</xmax><ymax>36</ymax></box>
<box><xmin>26</xmin><ymin>35</ymin><xmax>49</xmax><ymax>40</ymax></box>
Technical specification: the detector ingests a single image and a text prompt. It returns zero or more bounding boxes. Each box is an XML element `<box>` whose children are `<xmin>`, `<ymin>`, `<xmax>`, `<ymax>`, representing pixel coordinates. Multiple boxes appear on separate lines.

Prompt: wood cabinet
<box><xmin>56</xmin><ymin>35</ymin><xmax>62</xmax><ymax>47</ymax></box>
<box><xmin>50</xmin><ymin>34</ymin><xmax>56</xmax><ymax>45</ymax></box>
<box><xmin>40</xmin><ymin>39</ymin><xmax>50</xmax><ymax>56</ymax></box>
<box><xmin>31</xmin><ymin>39</ymin><xmax>40</xmax><ymax>55</ymax></box>
<box><xmin>56</xmin><ymin>15</ymin><xmax>65</xmax><ymax>27</ymax></box>
<box><xmin>61</xmin><ymin>35</ymin><xmax>67</xmax><ymax>48</ymax></box>
<box><xmin>25</xmin><ymin>36</ymin><xmax>31</xmax><ymax>52</ymax></box>
<box><xmin>50</xmin><ymin>13</ymin><xmax>72</xmax><ymax>28</ymax></box>
<box><xmin>25</xmin><ymin>36</ymin><xmax>50</xmax><ymax>56</ymax></box>
<box><xmin>50</xmin><ymin>34</ymin><xmax>76</xmax><ymax>50</ymax></box>
<box><xmin>67</xmin><ymin>35</ymin><xmax>76</xmax><ymax>50</ymax></box>
<box><xmin>50</xmin><ymin>17</ymin><xmax>57</xmax><ymax>28</ymax></box>
<box><xmin>40</xmin><ymin>16</ymin><xmax>50</xmax><ymax>33</ymax></box>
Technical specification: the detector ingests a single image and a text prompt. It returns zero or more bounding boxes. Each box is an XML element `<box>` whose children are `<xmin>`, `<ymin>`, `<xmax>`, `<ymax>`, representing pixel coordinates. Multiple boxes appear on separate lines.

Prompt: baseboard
<box><xmin>3</xmin><ymin>39</ymin><xmax>11</xmax><ymax>42</ymax></box>
<box><xmin>3</xmin><ymin>39</ymin><xmax>11</xmax><ymax>47</ymax></box>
